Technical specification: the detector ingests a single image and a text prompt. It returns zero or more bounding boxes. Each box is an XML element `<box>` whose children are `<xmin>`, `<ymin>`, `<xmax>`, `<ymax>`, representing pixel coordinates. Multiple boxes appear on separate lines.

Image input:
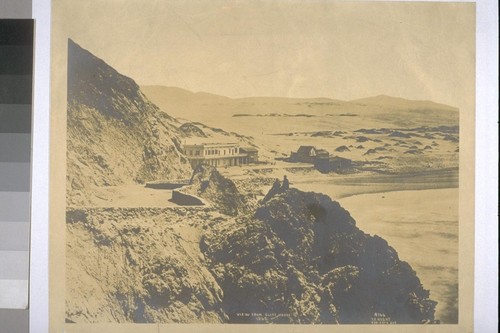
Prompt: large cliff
<box><xmin>67</xmin><ymin>39</ymin><xmax>191</xmax><ymax>205</ymax></box>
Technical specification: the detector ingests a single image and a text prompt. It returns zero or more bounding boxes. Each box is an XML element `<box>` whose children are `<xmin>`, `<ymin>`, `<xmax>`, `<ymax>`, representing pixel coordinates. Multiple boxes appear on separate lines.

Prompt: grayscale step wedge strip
<box><xmin>0</xmin><ymin>133</ymin><xmax>31</xmax><ymax>162</ymax></box>
<box><xmin>0</xmin><ymin>104</ymin><xmax>32</xmax><ymax>133</ymax></box>
<box><xmin>0</xmin><ymin>192</ymin><xmax>30</xmax><ymax>222</ymax></box>
<box><xmin>0</xmin><ymin>250</ymin><xmax>29</xmax><ymax>280</ymax></box>
<box><xmin>0</xmin><ymin>222</ymin><xmax>30</xmax><ymax>250</ymax></box>
<box><xmin>0</xmin><ymin>162</ymin><xmax>31</xmax><ymax>191</ymax></box>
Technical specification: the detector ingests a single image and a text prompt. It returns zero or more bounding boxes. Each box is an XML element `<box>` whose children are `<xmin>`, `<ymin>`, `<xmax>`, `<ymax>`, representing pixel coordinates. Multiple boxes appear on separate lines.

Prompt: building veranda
<box><xmin>183</xmin><ymin>141</ymin><xmax>258</xmax><ymax>168</ymax></box>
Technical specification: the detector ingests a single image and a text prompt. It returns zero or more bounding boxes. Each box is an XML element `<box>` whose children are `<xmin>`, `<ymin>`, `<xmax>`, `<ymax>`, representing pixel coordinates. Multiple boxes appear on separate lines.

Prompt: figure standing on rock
<box><xmin>281</xmin><ymin>175</ymin><xmax>289</xmax><ymax>191</ymax></box>
<box><xmin>263</xmin><ymin>178</ymin><xmax>281</xmax><ymax>202</ymax></box>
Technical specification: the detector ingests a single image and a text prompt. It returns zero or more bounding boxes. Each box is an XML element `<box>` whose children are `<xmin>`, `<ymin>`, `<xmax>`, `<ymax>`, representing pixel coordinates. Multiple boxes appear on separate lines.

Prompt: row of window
<box><xmin>186</xmin><ymin>147</ymin><xmax>239</xmax><ymax>156</ymax></box>
<box><xmin>205</xmin><ymin>148</ymin><xmax>238</xmax><ymax>156</ymax></box>
<box><xmin>186</xmin><ymin>150</ymin><xmax>201</xmax><ymax>156</ymax></box>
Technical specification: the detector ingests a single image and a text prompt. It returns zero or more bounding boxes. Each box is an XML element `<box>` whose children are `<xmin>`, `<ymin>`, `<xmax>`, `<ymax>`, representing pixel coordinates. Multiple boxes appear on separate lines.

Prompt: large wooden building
<box><xmin>183</xmin><ymin>142</ymin><xmax>258</xmax><ymax>168</ymax></box>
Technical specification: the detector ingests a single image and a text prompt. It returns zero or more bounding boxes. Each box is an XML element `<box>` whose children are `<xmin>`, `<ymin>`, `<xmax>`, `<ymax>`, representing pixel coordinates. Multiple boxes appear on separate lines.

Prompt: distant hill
<box><xmin>141</xmin><ymin>85</ymin><xmax>348</xmax><ymax>121</ymax></box>
<box><xmin>235</xmin><ymin>96</ymin><xmax>345</xmax><ymax>105</ymax></box>
<box><xmin>141</xmin><ymin>85</ymin><xmax>344</xmax><ymax>106</ymax></box>
<box><xmin>67</xmin><ymin>40</ymin><xmax>191</xmax><ymax>205</ymax></box>
<box><xmin>141</xmin><ymin>86</ymin><xmax>230</xmax><ymax>109</ymax></box>
<box><xmin>142</xmin><ymin>86</ymin><xmax>457</xmax><ymax>113</ymax></box>
<box><xmin>350</xmin><ymin>95</ymin><xmax>458</xmax><ymax>111</ymax></box>
<box><xmin>141</xmin><ymin>85</ymin><xmax>458</xmax><ymax>130</ymax></box>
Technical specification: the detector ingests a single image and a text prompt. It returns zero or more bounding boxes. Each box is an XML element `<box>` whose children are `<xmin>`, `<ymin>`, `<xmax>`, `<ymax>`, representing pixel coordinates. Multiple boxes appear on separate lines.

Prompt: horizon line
<box><xmin>139</xmin><ymin>84</ymin><xmax>459</xmax><ymax>109</ymax></box>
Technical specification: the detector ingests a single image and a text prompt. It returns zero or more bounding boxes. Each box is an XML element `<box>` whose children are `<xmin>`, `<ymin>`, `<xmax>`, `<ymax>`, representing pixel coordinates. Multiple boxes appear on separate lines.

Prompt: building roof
<box><xmin>330</xmin><ymin>156</ymin><xmax>351</xmax><ymax>162</ymax></box>
<box><xmin>297</xmin><ymin>146</ymin><xmax>316</xmax><ymax>154</ymax></box>
<box><xmin>184</xmin><ymin>141</ymin><xmax>238</xmax><ymax>148</ymax></box>
<box><xmin>240</xmin><ymin>147</ymin><xmax>258</xmax><ymax>152</ymax></box>
<box><xmin>316</xmin><ymin>149</ymin><xmax>330</xmax><ymax>156</ymax></box>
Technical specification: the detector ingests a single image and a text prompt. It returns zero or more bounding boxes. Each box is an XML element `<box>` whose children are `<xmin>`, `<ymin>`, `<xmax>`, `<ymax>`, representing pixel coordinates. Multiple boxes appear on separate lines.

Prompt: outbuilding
<box><xmin>314</xmin><ymin>156</ymin><xmax>352</xmax><ymax>173</ymax></box>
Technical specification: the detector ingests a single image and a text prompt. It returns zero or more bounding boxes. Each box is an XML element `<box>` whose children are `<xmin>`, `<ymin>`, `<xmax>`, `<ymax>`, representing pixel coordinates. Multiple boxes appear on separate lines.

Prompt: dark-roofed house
<box><xmin>291</xmin><ymin>146</ymin><xmax>317</xmax><ymax>163</ymax></box>
<box><xmin>314</xmin><ymin>156</ymin><xmax>352</xmax><ymax>173</ymax></box>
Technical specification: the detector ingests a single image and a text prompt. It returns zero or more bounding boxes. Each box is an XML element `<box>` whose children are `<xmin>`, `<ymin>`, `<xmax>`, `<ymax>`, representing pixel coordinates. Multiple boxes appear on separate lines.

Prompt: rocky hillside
<box><xmin>66</xmin><ymin>173</ymin><xmax>437</xmax><ymax>324</ymax></box>
<box><xmin>67</xmin><ymin>39</ymin><xmax>191</xmax><ymax>205</ymax></box>
<box><xmin>66</xmin><ymin>207</ymin><xmax>229</xmax><ymax>323</ymax></box>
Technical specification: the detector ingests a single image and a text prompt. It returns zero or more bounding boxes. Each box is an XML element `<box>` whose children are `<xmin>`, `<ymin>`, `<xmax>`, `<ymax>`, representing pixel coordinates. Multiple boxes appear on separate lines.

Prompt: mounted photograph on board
<box><xmin>49</xmin><ymin>1</ymin><xmax>475</xmax><ymax>332</ymax></box>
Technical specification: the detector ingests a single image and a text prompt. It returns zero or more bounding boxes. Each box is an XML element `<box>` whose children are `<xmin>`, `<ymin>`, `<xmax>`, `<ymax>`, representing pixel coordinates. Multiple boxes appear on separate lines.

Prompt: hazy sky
<box><xmin>55</xmin><ymin>0</ymin><xmax>475</xmax><ymax>109</ymax></box>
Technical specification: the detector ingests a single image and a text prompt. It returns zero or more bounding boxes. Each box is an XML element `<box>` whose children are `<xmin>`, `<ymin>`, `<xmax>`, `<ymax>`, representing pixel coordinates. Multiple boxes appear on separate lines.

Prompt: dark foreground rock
<box><xmin>201</xmin><ymin>185</ymin><xmax>437</xmax><ymax>324</ymax></box>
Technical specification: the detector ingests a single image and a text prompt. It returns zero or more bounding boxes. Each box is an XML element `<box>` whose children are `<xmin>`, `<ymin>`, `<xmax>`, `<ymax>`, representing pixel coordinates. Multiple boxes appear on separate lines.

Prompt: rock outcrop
<box><xmin>183</xmin><ymin>164</ymin><xmax>246</xmax><ymax>216</ymax></box>
<box><xmin>178</xmin><ymin>122</ymin><xmax>207</xmax><ymax>138</ymax></box>
<box><xmin>200</xmin><ymin>184</ymin><xmax>437</xmax><ymax>324</ymax></box>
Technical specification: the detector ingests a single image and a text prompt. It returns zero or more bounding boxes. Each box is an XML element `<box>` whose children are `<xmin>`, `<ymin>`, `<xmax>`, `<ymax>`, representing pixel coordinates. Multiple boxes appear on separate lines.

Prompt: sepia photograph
<box><xmin>49</xmin><ymin>1</ymin><xmax>476</xmax><ymax>332</ymax></box>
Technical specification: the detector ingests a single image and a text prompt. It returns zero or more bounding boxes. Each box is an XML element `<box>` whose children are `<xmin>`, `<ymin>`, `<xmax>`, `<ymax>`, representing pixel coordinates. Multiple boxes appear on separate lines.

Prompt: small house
<box><xmin>314</xmin><ymin>156</ymin><xmax>352</xmax><ymax>173</ymax></box>
<box><xmin>291</xmin><ymin>146</ymin><xmax>317</xmax><ymax>163</ymax></box>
